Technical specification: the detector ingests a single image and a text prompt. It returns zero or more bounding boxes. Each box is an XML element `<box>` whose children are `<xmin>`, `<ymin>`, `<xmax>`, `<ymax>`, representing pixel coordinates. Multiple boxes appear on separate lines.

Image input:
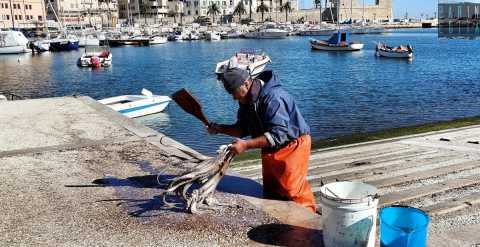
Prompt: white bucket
<box><xmin>320</xmin><ymin>181</ymin><xmax>379</xmax><ymax>247</ymax></box>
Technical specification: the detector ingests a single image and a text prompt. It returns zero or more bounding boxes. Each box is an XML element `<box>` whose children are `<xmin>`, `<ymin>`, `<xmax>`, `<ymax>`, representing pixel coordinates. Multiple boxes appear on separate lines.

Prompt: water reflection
<box><xmin>137</xmin><ymin>112</ymin><xmax>171</xmax><ymax>130</ymax></box>
<box><xmin>1</xmin><ymin>29</ymin><xmax>480</xmax><ymax>155</ymax></box>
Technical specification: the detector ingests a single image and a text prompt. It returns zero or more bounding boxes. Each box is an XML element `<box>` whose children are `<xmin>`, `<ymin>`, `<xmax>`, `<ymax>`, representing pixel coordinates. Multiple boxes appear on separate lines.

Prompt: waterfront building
<box><xmin>47</xmin><ymin>0</ymin><xmax>119</xmax><ymax>28</ymax></box>
<box><xmin>318</xmin><ymin>0</ymin><xmax>392</xmax><ymax>23</ymax></box>
<box><xmin>181</xmin><ymin>0</ymin><xmax>298</xmax><ymax>20</ymax></box>
<box><xmin>0</xmin><ymin>0</ymin><xmax>46</xmax><ymax>28</ymax></box>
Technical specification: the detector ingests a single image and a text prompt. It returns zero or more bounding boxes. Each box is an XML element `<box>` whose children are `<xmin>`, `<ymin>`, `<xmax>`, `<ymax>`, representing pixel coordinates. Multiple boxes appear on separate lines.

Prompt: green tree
<box><xmin>280</xmin><ymin>1</ymin><xmax>291</xmax><ymax>23</ymax></box>
<box><xmin>256</xmin><ymin>0</ymin><xmax>269</xmax><ymax>22</ymax></box>
<box><xmin>207</xmin><ymin>3</ymin><xmax>221</xmax><ymax>24</ymax></box>
<box><xmin>140</xmin><ymin>1</ymin><xmax>149</xmax><ymax>24</ymax></box>
<box><xmin>233</xmin><ymin>1</ymin><xmax>247</xmax><ymax>23</ymax></box>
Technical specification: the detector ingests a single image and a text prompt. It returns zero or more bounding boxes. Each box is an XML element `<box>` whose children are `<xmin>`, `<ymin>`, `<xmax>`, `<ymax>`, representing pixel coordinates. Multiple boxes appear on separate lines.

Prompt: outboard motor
<box><xmin>407</xmin><ymin>44</ymin><xmax>413</xmax><ymax>53</ymax></box>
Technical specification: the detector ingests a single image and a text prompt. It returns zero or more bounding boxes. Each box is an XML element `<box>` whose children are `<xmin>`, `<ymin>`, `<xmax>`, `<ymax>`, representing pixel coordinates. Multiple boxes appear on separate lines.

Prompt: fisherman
<box><xmin>207</xmin><ymin>68</ymin><xmax>317</xmax><ymax>213</ymax></box>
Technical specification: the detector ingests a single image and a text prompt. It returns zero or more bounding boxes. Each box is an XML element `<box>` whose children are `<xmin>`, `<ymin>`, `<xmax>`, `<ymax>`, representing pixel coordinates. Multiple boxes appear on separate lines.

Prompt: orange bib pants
<box><xmin>261</xmin><ymin>135</ymin><xmax>317</xmax><ymax>213</ymax></box>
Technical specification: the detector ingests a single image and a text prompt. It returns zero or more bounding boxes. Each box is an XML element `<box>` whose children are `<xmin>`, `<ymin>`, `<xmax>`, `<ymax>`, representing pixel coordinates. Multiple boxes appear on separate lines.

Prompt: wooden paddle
<box><xmin>172</xmin><ymin>88</ymin><xmax>210</xmax><ymax>127</ymax></box>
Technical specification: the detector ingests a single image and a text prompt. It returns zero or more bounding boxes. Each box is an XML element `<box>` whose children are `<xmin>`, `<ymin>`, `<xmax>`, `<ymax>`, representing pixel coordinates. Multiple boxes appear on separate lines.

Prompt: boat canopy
<box><xmin>328</xmin><ymin>30</ymin><xmax>350</xmax><ymax>45</ymax></box>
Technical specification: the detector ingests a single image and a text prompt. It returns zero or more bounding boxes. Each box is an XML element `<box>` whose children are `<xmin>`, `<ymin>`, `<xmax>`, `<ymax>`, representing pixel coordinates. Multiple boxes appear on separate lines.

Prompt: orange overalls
<box><xmin>261</xmin><ymin>135</ymin><xmax>317</xmax><ymax>213</ymax></box>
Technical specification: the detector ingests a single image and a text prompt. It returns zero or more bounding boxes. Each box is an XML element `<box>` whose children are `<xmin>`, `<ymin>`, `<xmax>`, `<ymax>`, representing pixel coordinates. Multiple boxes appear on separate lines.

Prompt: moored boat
<box><xmin>376</xmin><ymin>43</ymin><xmax>413</xmax><ymax>59</ymax></box>
<box><xmin>149</xmin><ymin>35</ymin><xmax>168</xmax><ymax>44</ymax></box>
<box><xmin>215</xmin><ymin>49</ymin><xmax>271</xmax><ymax>79</ymax></box>
<box><xmin>205</xmin><ymin>31</ymin><xmax>221</xmax><ymax>41</ymax></box>
<box><xmin>49</xmin><ymin>38</ymin><xmax>79</xmax><ymax>51</ymax></box>
<box><xmin>77</xmin><ymin>48</ymin><xmax>112</xmax><ymax>68</ymax></box>
<box><xmin>98</xmin><ymin>89</ymin><xmax>171</xmax><ymax>118</ymax></box>
<box><xmin>244</xmin><ymin>23</ymin><xmax>288</xmax><ymax>39</ymax></box>
<box><xmin>0</xmin><ymin>30</ymin><xmax>31</xmax><ymax>54</ymax></box>
<box><xmin>310</xmin><ymin>30</ymin><xmax>364</xmax><ymax>51</ymax></box>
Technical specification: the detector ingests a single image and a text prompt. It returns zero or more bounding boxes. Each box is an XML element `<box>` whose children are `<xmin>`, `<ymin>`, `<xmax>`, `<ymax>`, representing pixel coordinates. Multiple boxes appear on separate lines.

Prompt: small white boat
<box><xmin>77</xmin><ymin>48</ymin><xmax>112</xmax><ymax>68</ymax></box>
<box><xmin>310</xmin><ymin>30</ymin><xmax>364</xmax><ymax>51</ymax></box>
<box><xmin>215</xmin><ymin>49</ymin><xmax>271</xmax><ymax>79</ymax></box>
<box><xmin>0</xmin><ymin>30</ymin><xmax>31</xmax><ymax>54</ymax></box>
<box><xmin>205</xmin><ymin>31</ymin><xmax>221</xmax><ymax>41</ymax></box>
<box><xmin>32</xmin><ymin>40</ymin><xmax>50</xmax><ymax>52</ymax></box>
<box><xmin>98</xmin><ymin>89</ymin><xmax>171</xmax><ymax>118</ymax></box>
<box><xmin>244</xmin><ymin>28</ymin><xmax>288</xmax><ymax>39</ymax></box>
<box><xmin>244</xmin><ymin>22</ymin><xmax>288</xmax><ymax>39</ymax></box>
<box><xmin>376</xmin><ymin>43</ymin><xmax>413</xmax><ymax>59</ymax></box>
<box><xmin>149</xmin><ymin>35</ymin><xmax>168</xmax><ymax>44</ymax></box>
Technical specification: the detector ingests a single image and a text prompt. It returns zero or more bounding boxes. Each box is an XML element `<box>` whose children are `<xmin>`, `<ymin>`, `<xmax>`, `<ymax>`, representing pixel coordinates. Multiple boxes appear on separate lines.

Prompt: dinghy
<box><xmin>98</xmin><ymin>89</ymin><xmax>171</xmax><ymax>118</ymax></box>
<box><xmin>310</xmin><ymin>30</ymin><xmax>364</xmax><ymax>51</ymax></box>
<box><xmin>376</xmin><ymin>43</ymin><xmax>413</xmax><ymax>59</ymax></box>
<box><xmin>78</xmin><ymin>48</ymin><xmax>112</xmax><ymax>68</ymax></box>
<box><xmin>215</xmin><ymin>49</ymin><xmax>271</xmax><ymax>79</ymax></box>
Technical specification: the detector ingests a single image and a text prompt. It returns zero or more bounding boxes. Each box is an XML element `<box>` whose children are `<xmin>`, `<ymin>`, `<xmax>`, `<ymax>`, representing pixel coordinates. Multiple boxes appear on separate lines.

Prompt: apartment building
<box><xmin>47</xmin><ymin>0</ymin><xmax>119</xmax><ymax>27</ymax></box>
<box><xmin>0</xmin><ymin>0</ymin><xmax>46</xmax><ymax>28</ymax></box>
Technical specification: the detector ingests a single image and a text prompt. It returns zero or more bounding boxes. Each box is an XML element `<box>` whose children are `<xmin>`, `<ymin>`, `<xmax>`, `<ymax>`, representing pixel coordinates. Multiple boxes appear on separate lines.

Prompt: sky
<box><xmin>301</xmin><ymin>0</ymin><xmax>438</xmax><ymax>19</ymax></box>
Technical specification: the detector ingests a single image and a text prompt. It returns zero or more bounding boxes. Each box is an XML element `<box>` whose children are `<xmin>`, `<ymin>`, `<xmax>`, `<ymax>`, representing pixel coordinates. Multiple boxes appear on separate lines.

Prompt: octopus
<box><xmin>161</xmin><ymin>145</ymin><xmax>235</xmax><ymax>214</ymax></box>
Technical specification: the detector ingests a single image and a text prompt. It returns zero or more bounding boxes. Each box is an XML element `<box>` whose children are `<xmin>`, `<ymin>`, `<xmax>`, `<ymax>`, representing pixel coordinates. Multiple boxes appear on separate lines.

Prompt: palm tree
<box><xmin>256</xmin><ymin>0</ymin><xmax>269</xmax><ymax>22</ymax></box>
<box><xmin>314</xmin><ymin>0</ymin><xmax>322</xmax><ymax>23</ymax></box>
<box><xmin>280</xmin><ymin>1</ymin><xmax>291</xmax><ymax>23</ymax></box>
<box><xmin>249</xmin><ymin>0</ymin><xmax>253</xmax><ymax>21</ymax></box>
<box><xmin>233</xmin><ymin>2</ymin><xmax>247</xmax><ymax>23</ymax></box>
<box><xmin>167</xmin><ymin>10</ymin><xmax>177</xmax><ymax>24</ymax></box>
<box><xmin>207</xmin><ymin>3</ymin><xmax>221</xmax><ymax>24</ymax></box>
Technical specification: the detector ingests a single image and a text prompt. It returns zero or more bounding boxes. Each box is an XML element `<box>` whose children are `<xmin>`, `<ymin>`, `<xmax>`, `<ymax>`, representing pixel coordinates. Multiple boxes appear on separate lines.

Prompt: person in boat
<box><xmin>207</xmin><ymin>68</ymin><xmax>317</xmax><ymax>213</ymax></box>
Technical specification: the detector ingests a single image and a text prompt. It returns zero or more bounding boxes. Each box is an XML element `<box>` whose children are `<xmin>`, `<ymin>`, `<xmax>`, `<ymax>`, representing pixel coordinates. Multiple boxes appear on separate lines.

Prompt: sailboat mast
<box><xmin>350</xmin><ymin>0</ymin><xmax>352</xmax><ymax>23</ymax></box>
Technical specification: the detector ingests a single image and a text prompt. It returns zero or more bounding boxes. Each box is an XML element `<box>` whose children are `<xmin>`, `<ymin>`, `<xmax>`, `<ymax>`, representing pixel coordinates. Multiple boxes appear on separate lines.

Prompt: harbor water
<box><xmin>1</xmin><ymin>28</ymin><xmax>480</xmax><ymax>154</ymax></box>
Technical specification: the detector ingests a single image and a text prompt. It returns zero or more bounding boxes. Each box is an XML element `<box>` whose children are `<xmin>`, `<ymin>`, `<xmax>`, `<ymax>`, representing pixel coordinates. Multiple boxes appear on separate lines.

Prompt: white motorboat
<box><xmin>376</xmin><ymin>43</ymin><xmax>413</xmax><ymax>59</ymax></box>
<box><xmin>244</xmin><ymin>22</ymin><xmax>288</xmax><ymax>39</ymax></box>
<box><xmin>0</xmin><ymin>30</ymin><xmax>31</xmax><ymax>54</ymax></box>
<box><xmin>98</xmin><ymin>89</ymin><xmax>171</xmax><ymax>118</ymax></box>
<box><xmin>244</xmin><ymin>28</ymin><xmax>288</xmax><ymax>39</ymax></box>
<box><xmin>205</xmin><ymin>31</ymin><xmax>221</xmax><ymax>41</ymax></box>
<box><xmin>215</xmin><ymin>49</ymin><xmax>271</xmax><ymax>79</ymax></box>
<box><xmin>149</xmin><ymin>35</ymin><xmax>168</xmax><ymax>44</ymax></box>
<box><xmin>78</xmin><ymin>35</ymin><xmax>100</xmax><ymax>47</ymax></box>
<box><xmin>310</xmin><ymin>30</ymin><xmax>364</xmax><ymax>51</ymax></box>
<box><xmin>32</xmin><ymin>40</ymin><xmax>50</xmax><ymax>52</ymax></box>
<box><xmin>77</xmin><ymin>48</ymin><xmax>112</xmax><ymax>68</ymax></box>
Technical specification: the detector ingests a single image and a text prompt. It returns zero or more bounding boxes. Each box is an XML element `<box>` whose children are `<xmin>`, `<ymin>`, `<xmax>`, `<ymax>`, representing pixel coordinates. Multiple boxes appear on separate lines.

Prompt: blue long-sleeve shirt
<box><xmin>234</xmin><ymin>71</ymin><xmax>310</xmax><ymax>149</ymax></box>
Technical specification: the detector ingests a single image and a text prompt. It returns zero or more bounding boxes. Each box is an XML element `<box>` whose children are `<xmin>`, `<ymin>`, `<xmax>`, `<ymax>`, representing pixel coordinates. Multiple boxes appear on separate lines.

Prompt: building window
<box><xmin>14</xmin><ymin>15</ymin><xmax>17</xmax><ymax>20</ymax></box>
<box><xmin>30</xmin><ymin>15</ymin><xmax>33</xmax><ymax>19</ymax></box>
<box><xmin>6</xmin><ymin>15</ymin><xmax>9</xmax><ymax>20</ymax></box>
<box><xmin>195</xmin><ymin>10</ymin><xmax>198</xmax><ymax>15</ymax></box>
<box><xmin>188</xmin><ymin>10</ymin><xmax>190</xmax><ymax>15</ymax></box>
<box><xmin>39</xmin><ymin>15</ymin><xmax>42</xmax><ymax>21</ymax></box>
<box><xmin>19</xmin><ymin>15</ymin><xmax>22</xmax><ymax>20</ymax></box>
<box><xmin>13</xmin><ymin>4</ymin><xmax>16</xmax><ymax>9</ymax></box>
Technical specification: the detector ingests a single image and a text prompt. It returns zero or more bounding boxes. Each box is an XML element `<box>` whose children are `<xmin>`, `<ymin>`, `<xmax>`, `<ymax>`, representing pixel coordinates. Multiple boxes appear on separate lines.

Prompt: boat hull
<box><xmin>310</xmin><ymin>41</ymin><xmax>364</xmax><ymax>51</ymax></box>
<box><xmin>244</xmin><ymin>31</ymin><xmax>288</xmax><ymax>39</ymax></box>
<box><xmin>0</xmin><ymin>46</ymin><xmax>30</xmax><ymax>54</ymax></box>
<box><xmin>49</xmin><ymin>40</ymin><xmax>79</xmax><ymax>51</ymax></box>
<box><xmin>98</xmin><ymin>94</ymin><xmax>171</xmax><ymax>118</ymax></box>
<box><xmin>376</xmin><ymin>50</ymin><xmax>413</xmax><ymax>58</ymax></box>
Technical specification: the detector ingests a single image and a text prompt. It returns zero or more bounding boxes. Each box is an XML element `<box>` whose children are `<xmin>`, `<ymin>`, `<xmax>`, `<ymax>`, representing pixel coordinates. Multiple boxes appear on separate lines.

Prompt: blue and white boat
<box><xmin>98</xmin><ymin>89</ymin><xmax>171</xmax><ymax>118</ymax></box>
<box><xmin>310</xmin><ymin>30</ymin><xmax>364</xmax><ymax>51</ymax></box>
<box><xmin>48</xmin><ymin>38</ymin><xmax>79</xmax><ymax>51</ymax></box>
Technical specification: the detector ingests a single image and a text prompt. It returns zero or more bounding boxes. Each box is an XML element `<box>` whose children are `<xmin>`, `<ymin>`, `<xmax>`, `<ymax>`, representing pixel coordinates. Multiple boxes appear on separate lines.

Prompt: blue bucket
<box><xmin>380</xmin><ymin>206</ymin><xmax>430</xmax><ymax>247</ymax></box>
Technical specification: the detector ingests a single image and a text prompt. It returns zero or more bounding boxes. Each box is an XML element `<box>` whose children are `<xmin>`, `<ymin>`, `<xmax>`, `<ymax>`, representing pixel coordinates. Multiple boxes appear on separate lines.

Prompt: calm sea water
<box><xmin>1</xmin><ymin>28</ymin><xmax>480</xmax><ymax>154</ymax></box>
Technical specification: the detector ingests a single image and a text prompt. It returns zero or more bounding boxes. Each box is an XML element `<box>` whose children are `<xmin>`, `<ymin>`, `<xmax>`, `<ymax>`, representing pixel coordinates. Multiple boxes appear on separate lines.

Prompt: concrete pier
<box><xmin>234</xmin><ymin>124</ymin><xmax>480</xmax><ymax>245</ymax></box>
<box><xmin>0</xmin><ymin>96</ymin><xmax>321</xmax><ymax>246</ymax></box>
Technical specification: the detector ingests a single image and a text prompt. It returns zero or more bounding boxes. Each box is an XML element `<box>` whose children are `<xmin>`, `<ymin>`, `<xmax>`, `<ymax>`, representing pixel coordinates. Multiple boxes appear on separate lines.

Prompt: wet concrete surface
<box><xmin>0</xmin><ymin>96</ymin><xmax>323</xmax><ymax>246</ymax></box>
